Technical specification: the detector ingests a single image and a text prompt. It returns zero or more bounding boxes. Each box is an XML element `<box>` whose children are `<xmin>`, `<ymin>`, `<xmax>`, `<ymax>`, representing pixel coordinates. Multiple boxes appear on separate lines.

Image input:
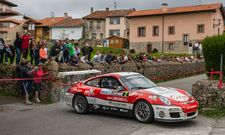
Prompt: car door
<box><xmin>97</xmin><ymin>77</ymin><xmax>133</xmax><ymax>111</ymax></box>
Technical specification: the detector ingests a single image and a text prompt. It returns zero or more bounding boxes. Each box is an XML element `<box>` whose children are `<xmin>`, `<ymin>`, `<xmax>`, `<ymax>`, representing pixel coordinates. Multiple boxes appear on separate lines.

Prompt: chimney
<box><xmin>90</xmin><ymin>7</ymin><xmax>94</xmax><ymax>13</ymax></box>
<box><xmin>64</xmin><ymin>13</ymin><xmax>68</xmax><ymax>18</ymax></box>
<box><xmin>106</xmin><ymin>7</ymin><xmax>109</xmax><ymax>11</ymax></box>
<box><xmin>161</xmin><ymin>3</ymin><xmax>168</xmax><ymax>12</ymax></box>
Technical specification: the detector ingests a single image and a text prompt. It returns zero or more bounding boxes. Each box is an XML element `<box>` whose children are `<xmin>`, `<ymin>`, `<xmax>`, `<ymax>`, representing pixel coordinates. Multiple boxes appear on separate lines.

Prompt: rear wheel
<box><xmin>134</xmin><ymin>100</ymin><xmax>154</xmax><ymax>123</ymax></box>
<box><xmin>73</xmin><ymin>95</ymin><xmax>89</xmax><ymax>114</ymax></box>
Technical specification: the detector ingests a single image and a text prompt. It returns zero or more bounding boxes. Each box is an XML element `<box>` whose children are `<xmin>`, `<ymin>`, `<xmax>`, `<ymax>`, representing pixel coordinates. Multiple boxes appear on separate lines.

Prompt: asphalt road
<box><xmin>1</xmin><ymin>74</ymin><xmax>225</xmax><ymax>135</ymax></box>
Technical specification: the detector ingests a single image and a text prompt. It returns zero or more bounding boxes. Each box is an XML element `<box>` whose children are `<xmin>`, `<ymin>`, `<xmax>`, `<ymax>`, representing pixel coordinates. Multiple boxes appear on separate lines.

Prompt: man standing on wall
<box><xmin>0</xmin><ymin>37</ymin><xmax>5</xmax><ymax>63</ymax></box>
<box><xmin>21</xmin><ymin>30</ymin><xmax>30</xmax><ymax>59</ymax></box>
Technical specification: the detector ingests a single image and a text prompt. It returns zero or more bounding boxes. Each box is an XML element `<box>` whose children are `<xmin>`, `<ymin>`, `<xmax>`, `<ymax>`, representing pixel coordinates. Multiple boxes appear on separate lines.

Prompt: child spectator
<box><xmin>39</xmin><ymin>44</ymin><xmax>47</xmax><ymax>64</ymax></box>
<box><xmin>33</xmin><ymin>64</ymin><xmax>47</xmax><ymax>103</ymax></box>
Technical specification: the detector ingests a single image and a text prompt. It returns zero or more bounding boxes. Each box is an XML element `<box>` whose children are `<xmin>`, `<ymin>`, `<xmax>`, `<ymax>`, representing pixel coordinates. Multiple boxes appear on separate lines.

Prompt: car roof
<box><xmin>107</xmin><ymin>72</ymin><xmax>140</xmax><ymax>77</ymax></box>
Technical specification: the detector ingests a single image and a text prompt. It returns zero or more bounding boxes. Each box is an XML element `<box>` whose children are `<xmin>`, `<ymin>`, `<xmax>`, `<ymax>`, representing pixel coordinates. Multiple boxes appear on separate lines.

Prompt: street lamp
<box><xmin>213</xmin><ymin>18</ymin><xmax>221</xmax><ymax>36</ymax></box>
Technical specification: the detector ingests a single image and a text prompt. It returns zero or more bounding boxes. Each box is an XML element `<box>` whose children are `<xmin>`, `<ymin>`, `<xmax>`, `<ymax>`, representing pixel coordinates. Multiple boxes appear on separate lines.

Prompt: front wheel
<box><xmin>73</xmin><ymin>95</ymin><xmax>89</xmax><ymax>114</ymax></box>
<box><xmin>134</xmin><ymin>100</ymin><xmax>154</xmax><ymax>123</ymax></box>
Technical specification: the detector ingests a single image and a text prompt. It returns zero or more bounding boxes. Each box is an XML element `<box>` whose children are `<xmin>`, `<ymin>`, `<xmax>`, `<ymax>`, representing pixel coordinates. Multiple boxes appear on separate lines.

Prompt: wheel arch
<box><xmin>72</xmin><ymin>92</ymin><xmax>86</xmax><ymax>108</ymax></box>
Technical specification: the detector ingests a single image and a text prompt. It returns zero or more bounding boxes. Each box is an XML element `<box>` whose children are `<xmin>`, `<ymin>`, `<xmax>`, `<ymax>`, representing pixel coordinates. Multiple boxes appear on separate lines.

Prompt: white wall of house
<box><xmin>51</xmin><ymin>27</ymin><xmax>83</xmax><ymax>40</ymax></box>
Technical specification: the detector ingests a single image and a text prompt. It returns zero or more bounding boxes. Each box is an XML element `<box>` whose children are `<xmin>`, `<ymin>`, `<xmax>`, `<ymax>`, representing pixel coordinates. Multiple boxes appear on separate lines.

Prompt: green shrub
<box><xmin>202</xmin><ymin>34</ymin><xmax>225</xmax><ymax>76</ymax></box>
<box><xmin>152</xmin><ymin>48</ymin><xmax>159</xmax><ymax>53</ymax></box>
<box><xmin>129</xmin><ymin>49</ymin><xmax>136</xmax><ymax>54</ymax></box>
<box><xmin>93</xmin><ymin>47</ymin><xmax>123</xmax><ymax>55</ymax></box>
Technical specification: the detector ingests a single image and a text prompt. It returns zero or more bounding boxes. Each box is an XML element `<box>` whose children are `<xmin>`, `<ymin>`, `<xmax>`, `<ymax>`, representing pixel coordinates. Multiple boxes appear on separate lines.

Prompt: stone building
<box><xmin>127</xmin><ymin>3</ymin><xmax>225</xmax><ymax>53</ymax></box>
<box><xmin>83</xmin><ymin>8</ymin><xmax>134</xmax><ymax>45</ymax></box>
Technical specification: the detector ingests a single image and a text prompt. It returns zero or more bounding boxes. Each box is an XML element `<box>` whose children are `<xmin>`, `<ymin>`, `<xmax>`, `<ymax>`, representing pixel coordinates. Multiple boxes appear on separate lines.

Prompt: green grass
<box><xmin>150</xmin><ymin>53</ymin><xmax>192</xmax><ymax>58</ymax></box>
<box><xmin>200</xmin><ymin>107</ymin><xmax>225</xmax><ymax>118</ymax></box>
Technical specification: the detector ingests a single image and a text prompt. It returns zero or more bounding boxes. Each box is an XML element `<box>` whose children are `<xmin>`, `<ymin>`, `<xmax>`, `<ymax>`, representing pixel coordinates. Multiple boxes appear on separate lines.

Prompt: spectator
<box><xmin>21</xmin><ymin>30</ymin><xmax>30</xmax><ymax>59</ymax></box>
<box><xmin>188</xmin><ymin>42</ymin><xmax>193</xmax><ymax>55</ymax></box>
<box><xmin>14</xmin><ymin>32</ymin><xmax>23</xmax><ymax>65</ymax></box>
<box><xmin>39</xmin><ymin>44</ymin><xmax>47</xmax><ymax>64</ymax></box>
<box><xmin>57</xmin><ymin>40</ymin><xmax>65</xmax><ymax>63</ymax></box>
<box><xmin>33</xmin><ymin>64</ymin><xmax>46</xmax><ymax>103</ymax></box>
<box><xmin>4</xmin><ymin>45</ymin><xmax>13</xmax><ymax>64</ymax></box>
<box><xmin>66</xmin><ymin>40</ymin><xmax>76</xmax><ymax>60</ymax></box>
<box><xmin>93</xmin><ymin>51</ymin><xmax>101</xmax><ymax>62</ymax></box>
<box><xmin>81</xmin><ymin>43</ymin><xmax>93</xmax><ymax>61</ymax></box>
<box><xmin>0</xmin><ymin>37</ymin><xmax>5</xmax><ymax>63</ymax></box>
<box><xmin>34</xmin><ymin>41</ymin><xmax>40</xmax><ymax>66</ymax></box>
<box><xmin>99</xmin><ymin>52</ymin><xmax>106</xmax><ymax>62</ymax></box>
<box><xmin>63</xmin><ymin>40</ymin><xmax>70</xmax><ymax>63</ymax></box>
<box><xmin>105</xmin><ymin>51</ymin><xmax>115</xmax><ymax>63</ymax></box>
<box><xmin>29</xmin><ymin>40</ymin><xmax>35</xmax><ymax>64</ymax></box>
<box><xmin>49</xmin><ymin>40</ymin><xmax>61</xmax><ymax>61</ymax></box>
<box><xmin>20</xmin><ymin>61</ymin><xmax>36</xmax><ymax>105</ymax></box>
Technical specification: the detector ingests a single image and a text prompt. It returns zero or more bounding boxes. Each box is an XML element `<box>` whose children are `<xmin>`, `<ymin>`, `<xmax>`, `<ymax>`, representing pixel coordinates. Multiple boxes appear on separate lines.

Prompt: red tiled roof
<box><xmin>37</xmin><ymin>17</ymin><xmax>65</xmax><ymax>27</ymax></box>
<box><xmin>106</xmin><ymin>9</ymin><xmax>135</xmax><ymax>17</ymax></box>
<box><xmin>23</xmin><ymin>15</ymin><xmax>41</xmax><ymax>24</ymax></box>
<box><xmin>128</xmin><ymin>3</ymin><xmax>223</xmax><ymax>17</ymax></box>
<box><xmin>83</xmin><ymin>9</ymin><xmax>135</xmax><ymax>20</ymax></box>
<box><xmin>83</xmin><ymin>10</ymin><xmax>111</xmax><ymax>20</ymax></box>
<box><xmin>0</xmin><ymin>0</ymin><xmax>17</xmax><ymax>7</ymax></box>
<box><xmin>51</xmin><ymin>18</ymin><xmax>84</xmax><ymax>27</ymax></box>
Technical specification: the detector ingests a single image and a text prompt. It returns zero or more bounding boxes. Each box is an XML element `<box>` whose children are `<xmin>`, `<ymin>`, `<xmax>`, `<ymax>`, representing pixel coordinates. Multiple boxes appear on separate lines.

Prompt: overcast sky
<box><xmin>10</xmin><ymin>0</ymin><xmax>225</xmax><ymax>19</ymax></box>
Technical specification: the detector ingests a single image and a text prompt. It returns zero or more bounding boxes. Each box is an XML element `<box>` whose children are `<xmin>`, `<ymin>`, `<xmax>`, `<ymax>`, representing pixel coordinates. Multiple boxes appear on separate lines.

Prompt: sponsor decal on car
<box><xmin>84</xmin><ymin>88</ymin><xmax>95</xmax><ymax>96</ymax></box>
<box><xmin>100</xmin><ymin>89</ymin><xmax>112</xmax><ymax>95</ymax></box>
<box><xmin>170</xmin><ymin>95</ymin><xmax>189</xmax><ymax>102</ymax></box>
<box><xmin>107</xmin><ymin>97</ymin><xmax>128</xmax><ymax>102</ymax></box>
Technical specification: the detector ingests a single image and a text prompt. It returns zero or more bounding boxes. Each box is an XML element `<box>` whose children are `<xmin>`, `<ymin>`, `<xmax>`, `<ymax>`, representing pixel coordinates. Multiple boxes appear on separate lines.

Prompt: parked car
<box><xmin>65</xmin><ymin>72</ymin><xmax>198</xmax><ymax>123</ymax></box>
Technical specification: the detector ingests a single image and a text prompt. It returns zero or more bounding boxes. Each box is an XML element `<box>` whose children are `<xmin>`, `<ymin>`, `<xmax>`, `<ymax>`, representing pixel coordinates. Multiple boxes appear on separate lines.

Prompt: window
<box><xmin>100</xmin><ymin>77</ymin><xmax>122</xmax><ymax>89</ymax></box>
<box><xmin>168</xmin><ymin>26</ymin><xmax>175</xmax><ymax>35</ymax></box>
<box><xmin>109</xmin><ymin>29</ymin><xmax>120</xmax><ymax>36</ymax></box>
<box><xmin>28</xmin><ymin>24</ymin><xmax>35</xmax><ymax>30</ymax></box>
<box><xmin>197</xmin><ymin>24</ymin><xmax>205</xmax><ymax>33</ymax></box>
<box><xmin>153</xmin><ymin>26</ymin><xmax>159</xmax><ymax>36</ymax></box>
<box><xmin>89</xmin><ymin>21</ymin><xmax>93</xmax><ymax>29</ymax></box>
<box><xmin>110</xmin><ymin>17</ymin><xmax>120</xmax><ymax>24</ymax></box>
<box><xmin>168</xmin><ymin>43</ymin><xmax>175</xmax><ymax>50</ymax></box>
<box><xmin>97</xmin><ymin>21</ymin><xmax>101</xmax><ymax>29</ymax></box>
<box><xmin>138</xmin><ymin>27</ymin><xmax>146</xmax><ymax>37</ymax></box>
<box><xmin>92</xmin><ymin>33</ymin><xmax>96</xmax><ymax>39</ymax></box>
<box><xmin>85</xmin><ymin>78</ymin><xmax>101</xmax><ymax>87</ymax></box>
<box><xmin>183</xmin><ymin>34</ymin><xmax>189</xmax><ymax>45</ymax></box>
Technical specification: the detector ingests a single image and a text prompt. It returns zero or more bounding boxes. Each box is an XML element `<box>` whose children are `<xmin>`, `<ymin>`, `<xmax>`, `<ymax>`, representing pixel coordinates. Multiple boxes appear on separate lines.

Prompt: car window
<box><xmin>85</xmin><ymin>78</ymin><xmax>101</xmax><ymax>87</ymax></box>
<box><xmin>100</xmin><ymin>77</ymin><xmax>122</xmax><ymax>89</ymax></box>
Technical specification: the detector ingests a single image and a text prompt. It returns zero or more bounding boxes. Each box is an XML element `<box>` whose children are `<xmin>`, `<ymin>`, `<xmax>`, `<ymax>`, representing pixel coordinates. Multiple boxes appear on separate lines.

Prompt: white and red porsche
<box><xmin>65</xmin><ymin>72</ymin><xmax>198</xmax><ymax>123</ymax></box>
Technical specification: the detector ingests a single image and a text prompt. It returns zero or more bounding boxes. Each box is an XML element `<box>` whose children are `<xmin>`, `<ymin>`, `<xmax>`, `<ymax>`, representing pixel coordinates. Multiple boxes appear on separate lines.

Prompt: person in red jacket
<box><xmin>21</xmin><ymin>30</ymin><xmax>31</xmax><ymax>59</ymax></box>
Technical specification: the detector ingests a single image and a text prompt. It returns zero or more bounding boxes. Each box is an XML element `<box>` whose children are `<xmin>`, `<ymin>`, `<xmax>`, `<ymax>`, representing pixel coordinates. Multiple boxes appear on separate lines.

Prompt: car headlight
<box><xmin>159</xmin><ymin>96</ymin><xmax>171</xmax><ymax>105</ymax></box>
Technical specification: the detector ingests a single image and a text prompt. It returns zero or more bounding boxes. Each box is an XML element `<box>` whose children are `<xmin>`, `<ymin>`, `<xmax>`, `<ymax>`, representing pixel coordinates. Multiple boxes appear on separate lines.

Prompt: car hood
<box><xmin>143</xmin><ymin>87</ymin><xmax>190</xmax><ymax>102</ymax></box>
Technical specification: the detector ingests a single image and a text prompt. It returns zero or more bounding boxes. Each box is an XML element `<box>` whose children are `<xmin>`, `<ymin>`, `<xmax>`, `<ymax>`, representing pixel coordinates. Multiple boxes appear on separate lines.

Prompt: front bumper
<box><xmin>152</xmin><ymin>105</ymin><xmax>198</xmax><ymax>122</ymax></box>
<box><xmin>65</xmin><ymin>93</ymin><xmax>74</xmax><ymax>108</ymax></box>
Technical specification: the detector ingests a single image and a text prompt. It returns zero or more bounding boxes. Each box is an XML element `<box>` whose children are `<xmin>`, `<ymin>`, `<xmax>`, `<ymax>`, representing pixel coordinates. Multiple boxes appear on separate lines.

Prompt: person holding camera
<box><xmin>20</xmin><ymin>61</ymin><xmax>37</xmax><ymax>105</ymax></box>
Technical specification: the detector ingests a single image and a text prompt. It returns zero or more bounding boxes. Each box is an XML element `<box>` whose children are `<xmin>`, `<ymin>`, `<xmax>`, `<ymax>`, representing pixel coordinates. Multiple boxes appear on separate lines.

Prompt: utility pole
<box><xmin>114</xmin><ymin>2</ymin><xmax>117</xmax><ymax>10</ymax></box>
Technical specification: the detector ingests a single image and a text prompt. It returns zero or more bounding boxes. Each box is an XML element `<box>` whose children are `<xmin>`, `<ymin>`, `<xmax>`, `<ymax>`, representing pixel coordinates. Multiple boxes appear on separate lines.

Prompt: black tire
<box><xmin>133</xmin><ymin>100</ymin><xmax>154</xmax><ymax>123</ymax></box>
<box><xmin>73</xmin><ymin>95</ymin><xmax>89</xmax><ymax>114</ymax></box>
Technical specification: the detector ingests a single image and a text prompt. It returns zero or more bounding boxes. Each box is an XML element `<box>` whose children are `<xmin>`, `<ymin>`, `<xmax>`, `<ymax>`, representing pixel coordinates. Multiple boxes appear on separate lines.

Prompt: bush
<box><xmin>129</xmin><ymin>49</ymin><xmax>136</xmax><ymax>54</ymax></box>
<box><xmin>202</xmin><ymin>34</ymin><xmax>225</xmax><ymax>75</ymax></box>
<box><xmin>152</xmin><ymin>48</ymin><xmax>159</xmax><ymax>53</ymax></box>
<box><xmin>93</xmin><ymin>47</ymin><xmax>123</xmax><ymax>55</ymax></box>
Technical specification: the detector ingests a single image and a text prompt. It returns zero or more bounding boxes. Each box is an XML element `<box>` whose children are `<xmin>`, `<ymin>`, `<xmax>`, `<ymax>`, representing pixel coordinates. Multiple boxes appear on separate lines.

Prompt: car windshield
<box><xmin>120</xmin><ymin>74</ymin><xmax>157</xmax><ymax>90</ymax></box>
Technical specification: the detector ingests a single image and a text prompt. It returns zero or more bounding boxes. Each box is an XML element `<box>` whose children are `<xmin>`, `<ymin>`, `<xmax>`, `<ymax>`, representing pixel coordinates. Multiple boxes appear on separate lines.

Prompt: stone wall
<box><xmin>0</xmin><ymin>61</ymin><xmax>205</xmax><ymax>102</ymax></box>
<box><xmin>192</xmin><ymin>80</ymin><xmax>225</xmax><ymax>108</ymax></box>
<box><xmin>130</xmin><ymin>40</ymin><xmax>201</xmax><ymax>53</ymax></box>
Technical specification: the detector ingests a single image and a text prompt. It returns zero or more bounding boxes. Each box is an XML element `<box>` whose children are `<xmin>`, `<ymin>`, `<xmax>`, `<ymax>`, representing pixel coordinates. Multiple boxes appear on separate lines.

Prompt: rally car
<box><xmin>65</xmin><ymin>72</ymin><xmax>198</xmax><ymax>123</ymax></box>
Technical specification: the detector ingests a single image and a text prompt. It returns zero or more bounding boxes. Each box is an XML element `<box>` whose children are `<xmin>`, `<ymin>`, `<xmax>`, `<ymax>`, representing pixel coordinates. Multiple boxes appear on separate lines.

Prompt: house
<box><xmin>105</xmin><ymin>9</ymin><xmax>135</xmax><ymax>39</ymax></box>
<box><xmin>107</xmin><ymin>35</ymin><xmax>129</xmax><ymax>49</ymax></box>
<box><xmin>83</xmin><ymin>7</ymin><xmax>110</xmax><ymax>40</ymax></box>
<box><xmin>50</xmin><ymin>17</ymin><xmax>84</xmax><ymax>40</ymax></box>
<box><xmin>35</xmin><ymin>14</ymin><xmax>67</xmax><ymax>41</ymax></box>
<box><xmin>127</xmin><ymin>3</ymin><xmax>225</xmax><ymax>53</ymax></box>
<box><xmin>0</xmin><ymin>0</ymin><xmax>20</xmax><ymax>18</ymax></box>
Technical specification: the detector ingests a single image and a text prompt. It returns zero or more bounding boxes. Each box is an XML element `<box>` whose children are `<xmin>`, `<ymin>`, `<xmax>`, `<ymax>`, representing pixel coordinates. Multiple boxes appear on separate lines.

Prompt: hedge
<box><xmin>202</xmin><ymin>34</ymin><xmax>225</xmax><ymax>75</ymax></box>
